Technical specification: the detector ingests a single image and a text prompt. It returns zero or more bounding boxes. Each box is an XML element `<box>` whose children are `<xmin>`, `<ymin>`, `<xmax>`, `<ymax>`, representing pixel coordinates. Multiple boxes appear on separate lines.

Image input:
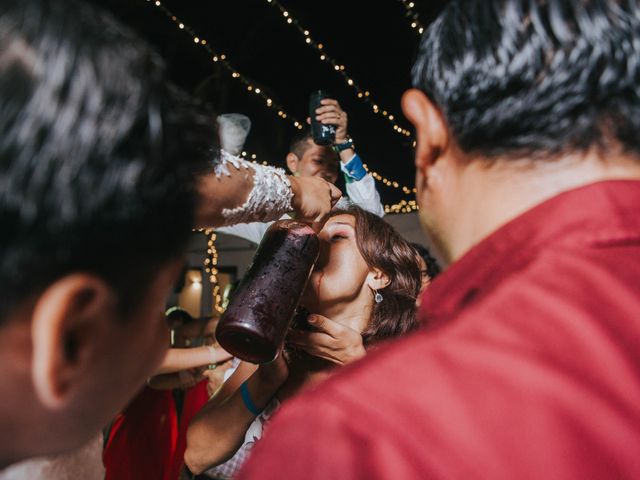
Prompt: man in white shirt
<box><xmin>219</xmin><ymin>98</ymin><xmax>384</xmax><ymax>244</ymax></box>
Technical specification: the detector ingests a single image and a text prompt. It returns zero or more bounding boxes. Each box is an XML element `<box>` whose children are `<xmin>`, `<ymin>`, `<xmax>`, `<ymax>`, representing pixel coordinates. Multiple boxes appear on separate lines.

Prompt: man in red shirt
<box><xmin>238</xmin><ymin>1</ymin><xmax>640</xmax><ymax>478</ymax></box>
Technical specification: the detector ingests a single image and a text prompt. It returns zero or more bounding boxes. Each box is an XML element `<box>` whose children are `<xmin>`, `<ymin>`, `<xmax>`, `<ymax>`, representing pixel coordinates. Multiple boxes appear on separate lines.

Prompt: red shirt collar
<box><xmin>420</xmin><ymin>180</ymin><xmax>640</xmax><ymax>326</ymax></box>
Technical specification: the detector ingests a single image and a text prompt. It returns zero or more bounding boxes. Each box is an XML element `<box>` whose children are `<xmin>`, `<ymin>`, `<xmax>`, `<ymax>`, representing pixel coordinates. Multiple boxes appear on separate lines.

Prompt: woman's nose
<box><xmin>314</xmin><ymin>238</ymin><xmax>330</xmax><ymax>270</ymax></box>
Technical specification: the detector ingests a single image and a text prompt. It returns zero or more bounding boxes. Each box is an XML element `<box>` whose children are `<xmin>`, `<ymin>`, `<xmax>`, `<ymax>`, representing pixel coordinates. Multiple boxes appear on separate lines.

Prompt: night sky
<box><xmin>98</xmin><ymin>0</ymin><xmax>449</xmax><ymax>209</ymax></box>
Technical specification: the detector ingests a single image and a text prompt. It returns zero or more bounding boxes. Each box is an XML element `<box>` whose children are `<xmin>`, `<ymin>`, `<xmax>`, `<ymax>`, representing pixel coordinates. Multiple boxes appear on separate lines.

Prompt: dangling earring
<box><xmin>374</xmin><ymin>290</ymin><xmax>383</xmax><ymax>304</ymax></box>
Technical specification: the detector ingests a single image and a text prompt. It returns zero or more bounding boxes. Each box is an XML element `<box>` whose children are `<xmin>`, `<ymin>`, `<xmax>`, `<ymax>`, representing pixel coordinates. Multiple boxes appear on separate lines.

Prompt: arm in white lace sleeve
<box><xmin>195</xmin><ymin>152</ymin><xmax>293</xmax><ymax>229</ymax></box>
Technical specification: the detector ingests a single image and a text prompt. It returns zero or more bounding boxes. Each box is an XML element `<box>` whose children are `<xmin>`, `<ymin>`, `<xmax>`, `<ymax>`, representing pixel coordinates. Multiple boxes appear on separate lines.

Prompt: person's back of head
<box><xmin>0</xmin><ymin>0</ymin><xmax>216</xmax><ymax>466</ymax></box>
<box><xmin>405</xmin><ymin>0</ymin><xmax>640</xmax><ymax>263</ymax></box>
<box><xmin>413</xmin><ymin>0</ymin><xmax>640</xmax><ymax>159</ymax></box>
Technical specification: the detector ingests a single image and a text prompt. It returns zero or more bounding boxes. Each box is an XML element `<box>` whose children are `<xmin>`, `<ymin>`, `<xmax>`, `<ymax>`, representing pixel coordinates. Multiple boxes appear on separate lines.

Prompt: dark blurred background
<box><xmin>96</xmin><ymin>0</ymin><xmax>449</xmax><ymax>209</ymax></box>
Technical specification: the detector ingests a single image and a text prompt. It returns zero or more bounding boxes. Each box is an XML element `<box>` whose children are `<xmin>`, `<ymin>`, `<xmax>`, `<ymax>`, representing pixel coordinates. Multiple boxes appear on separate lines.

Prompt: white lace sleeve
<box><xmin>214</xmin><ymin>151</ymin><xmax>293</xmax><ymax>225</ymax></box>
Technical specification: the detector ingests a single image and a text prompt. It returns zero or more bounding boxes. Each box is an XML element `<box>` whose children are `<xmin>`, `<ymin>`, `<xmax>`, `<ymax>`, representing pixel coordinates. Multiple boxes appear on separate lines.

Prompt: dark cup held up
<box><xmin>216</xmin><ymin>220</ymin><xmax>320</xmax><ymax>364</ymax></box>
<box><xmin>309</xmin><ymin>90</ymin><xmax>336</xmax><ymax>146</ymax></box>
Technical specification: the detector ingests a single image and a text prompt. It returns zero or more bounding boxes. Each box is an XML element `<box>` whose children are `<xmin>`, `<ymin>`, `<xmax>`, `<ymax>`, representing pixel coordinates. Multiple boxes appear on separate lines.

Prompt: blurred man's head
<box><xmin>410</xmin><ymin>243</ymin><xmax>440</xmax><ymax>306</ymax></box>
<box><xmin>0</xmin><ymin>0</ymin><xmax>215</xmax><ymax>466</ymax></box>
<box><xmin>402</xmin><ymin>0</ymin><xmax>640</xmax><ymax>264</ymax></box>
<box><xmin>286</xmin><ymin>131</ymin><xmax>340</xmax><ymax>184</ymax></box>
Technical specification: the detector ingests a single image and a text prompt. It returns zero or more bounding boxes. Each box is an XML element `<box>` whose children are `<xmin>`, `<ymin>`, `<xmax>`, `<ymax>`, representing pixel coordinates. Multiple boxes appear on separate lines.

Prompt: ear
<box><xmin>401</xmin><ymin>89</ymin><xmax>449</xmax><ymax>172</ymax></box>
<box><xmin>366</xmin><ymin>268</ymin><xmax>390</xmax><ymax>292</ymax></box>
<box><xmin>31</xmin><ymin>274</ymin><xmax>115</xmax><ymax>409</ymax></box>
<box><xmin>286</xmin><ymin>152</ymin><xmax>300</xmax><ymax>174</ymax></box>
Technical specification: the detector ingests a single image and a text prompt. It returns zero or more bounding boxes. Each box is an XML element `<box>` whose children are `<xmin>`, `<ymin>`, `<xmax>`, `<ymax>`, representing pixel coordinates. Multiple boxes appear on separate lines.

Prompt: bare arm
<box><xmin>147</xmin><ymin>370</ymin><xmax>204</xmax><ymax>390</ymax></box>
<box><xmin>184</xmin><ymin>357</ymin><xmax>288</xmax><ymax>475</ymax></box>
<box><xmin>206</xmin><ymin>361</ymin><xmax>256</xmax><ymax>408</ymax></box>
<box><xmin>155</xmin><ymin>346</ymin><xmax>233</xmax><ymax>375</ymax></box>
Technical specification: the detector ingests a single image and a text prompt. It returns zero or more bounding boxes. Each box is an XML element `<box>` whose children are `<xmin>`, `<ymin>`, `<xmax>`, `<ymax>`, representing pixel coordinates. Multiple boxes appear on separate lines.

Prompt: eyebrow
<box><xmin>329</xmin><ymin>221</ymin><xmax>354</xmax><ymax>228</ymax></box>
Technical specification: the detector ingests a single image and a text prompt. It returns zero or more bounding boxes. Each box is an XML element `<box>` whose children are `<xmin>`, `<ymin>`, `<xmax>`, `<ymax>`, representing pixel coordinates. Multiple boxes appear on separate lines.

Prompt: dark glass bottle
<box><xmin>309</xmin><ymin>90</ymin><xmax>336</xmax><ymax>145</ymax></box>
<box><xmin>216</xmin><ymin>220</ymin><xmax>320</xmax><ymax>363</ymax></box>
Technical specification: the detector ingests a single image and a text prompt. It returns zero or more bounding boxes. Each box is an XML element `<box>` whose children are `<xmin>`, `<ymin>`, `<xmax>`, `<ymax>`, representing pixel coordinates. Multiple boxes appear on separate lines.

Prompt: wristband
<box><xmin>240</xmin><ymin>380</ymin><xmax>263</xmax><ymax>416</ymax></box>
<box><xmin>207</xmin><ymin>346</ymin><xmax>217</xmax><ymax>365</ymax></box>
<box><xmin>341</xmin><ymin>153</ymin><xmax>367</xmax><ymax>182</ymax></box>
<box><xmin>333</xmin><ymin>138</ymin><xmax>354</xmax><ymax>153</ymax></box>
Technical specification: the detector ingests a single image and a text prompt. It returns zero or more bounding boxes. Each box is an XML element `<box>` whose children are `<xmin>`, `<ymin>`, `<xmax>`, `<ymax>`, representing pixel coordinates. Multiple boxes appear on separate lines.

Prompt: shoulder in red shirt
<box><xmin>238</xmin><ymin>181</ymin><xmax>640</xmax><ymax>480</ymax></box>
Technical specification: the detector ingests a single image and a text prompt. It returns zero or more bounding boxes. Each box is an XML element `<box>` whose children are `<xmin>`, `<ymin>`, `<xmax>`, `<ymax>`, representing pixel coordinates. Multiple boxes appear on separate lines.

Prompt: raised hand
<box><xmin>287</xmin><ymin>314</ymin><xmax>366</xmax><ymax>366</ymax></box>
<box><xmin>289</xmin><ymin>175</ymin><xmax>342</xmax><ymax>231</ymax></box>
<box><xmin>313</xmin><ymin>98</ymin><xmax>349</xmax><ymax>144</ymax></box>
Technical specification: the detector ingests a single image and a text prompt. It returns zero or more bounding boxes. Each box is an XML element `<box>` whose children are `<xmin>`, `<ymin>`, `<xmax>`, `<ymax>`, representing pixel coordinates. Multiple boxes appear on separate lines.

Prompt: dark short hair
<box><xmin>412</xmin><ymin>0</ymin><xmax>640</xmax><ymax>159</ymax></box>
<box><xmin>289</xmin><ymin>130</ymin><xmax>314</xmax><ymax>159</ymax></box>
<box><xmin>288</xmin><ymin>129</ymin><xmax>338</xmax><ymax>162</ymax></box>
<box><xmin>411</xmin><ymin>243</ymin><xmax>441</xmax><ymax>280</ymax></box>
<box><xmin>332</xmin><ymin>207</ymin><xmax>421</xmax><ymax>346</ymax></box>
<box><xmin>0</xmin><ymin>0</ymin><xmax>217</xmax><ymax>321</ymax></box>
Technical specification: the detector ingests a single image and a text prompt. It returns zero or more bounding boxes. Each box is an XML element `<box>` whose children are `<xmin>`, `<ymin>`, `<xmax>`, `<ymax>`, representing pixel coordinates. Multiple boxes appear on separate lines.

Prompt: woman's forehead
<box><xmin>326</xmin><ymin>213</ymin><xmax>355</xmax><ymax>227</ymax></box>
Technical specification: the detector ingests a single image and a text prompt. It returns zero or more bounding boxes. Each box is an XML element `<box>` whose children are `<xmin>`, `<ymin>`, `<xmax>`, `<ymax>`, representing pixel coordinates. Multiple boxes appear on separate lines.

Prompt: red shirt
<box><xmin>238</xmin><ymin>181</ymin><xmax>640</xmax><ymax>479</ymax></box>
<box><xmin>103</xmin><ymin>386</ymin><xmax>178</xmax><ymax>480</ymax></box>
<box><xmin>169</xmin><ymin>379</ymin><xmax>210</xmax><ymax>480</ymax></box>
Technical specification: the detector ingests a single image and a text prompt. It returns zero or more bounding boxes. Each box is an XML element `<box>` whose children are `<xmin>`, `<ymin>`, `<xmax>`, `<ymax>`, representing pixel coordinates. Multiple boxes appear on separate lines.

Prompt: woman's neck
<box><xmin>313</xmin><ymin>290</ymin><xmax>373</xmax><ymax>333</ymax></box>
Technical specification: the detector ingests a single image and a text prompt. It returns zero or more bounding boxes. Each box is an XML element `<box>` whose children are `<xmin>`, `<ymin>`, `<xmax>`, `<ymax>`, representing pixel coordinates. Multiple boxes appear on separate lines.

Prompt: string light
<box><xmin>194</xmin><ymin>229</ymin><xmax>225</xmax><ymax>313</ymax></box>
<box><xmin>384</xmin><ymin>199</ymin><xmax>419</xmax><ymax>214</ymax></box>
<box><xmin>146</xmin><ymin>1</ymin><xmax>417</xmax><ymax>194</ymax></box>
<box><xmin>264</xmin><ymin>0</ymin><xmax>413</xmax><ymax>139</ymax></box>
<box><xmin>146</xmin><ymin>0</ymin><xmax>303</xmax><ymax>131</ymax></box>
<box><xmin>149</xmin><ymin>1</ymin><xmax>418</xmax><ymax>213</ymax></box>
<box><xmin>363</xmin><ymin>163</ymin><xmax>417</xmax><ymax>195</ymax></box>
<box><xmin>397</xmin><ymin>0</ymin><xmax>425</xmax><ymax>35</ymax></box>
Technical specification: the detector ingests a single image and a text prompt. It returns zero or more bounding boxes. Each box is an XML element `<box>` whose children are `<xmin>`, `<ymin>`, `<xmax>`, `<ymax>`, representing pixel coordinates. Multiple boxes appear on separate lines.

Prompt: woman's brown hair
<box><xmin>331</xmin><ymin>206</ymin><xmax>421</xmax><ymax>346</ymax></box>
